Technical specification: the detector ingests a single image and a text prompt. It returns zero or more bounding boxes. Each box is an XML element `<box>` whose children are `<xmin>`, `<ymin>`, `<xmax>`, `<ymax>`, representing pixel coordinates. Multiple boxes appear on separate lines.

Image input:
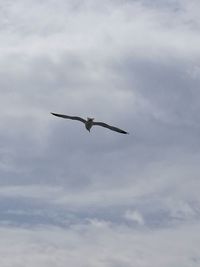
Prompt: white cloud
<box><xmin>124</xmin><ymin>209</ymin><xmax>144</xmax><ymax>225</ymax></box>
<box><xmin>0</xmin><ymin>222</ymin><xmax>199</xmax><ymax>267</ymax></box>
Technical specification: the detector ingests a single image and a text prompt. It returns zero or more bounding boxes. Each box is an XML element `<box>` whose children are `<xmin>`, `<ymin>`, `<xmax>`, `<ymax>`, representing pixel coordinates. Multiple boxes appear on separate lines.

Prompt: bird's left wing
<box><xmin>93</xmin><ymin>121</ymin><xmax>128</xmax><ymax>134</ymax></box>
<box><xmin>51</xmin><ymin>113</ymin><xmax>86</xmax><ymax>123</ymax></box>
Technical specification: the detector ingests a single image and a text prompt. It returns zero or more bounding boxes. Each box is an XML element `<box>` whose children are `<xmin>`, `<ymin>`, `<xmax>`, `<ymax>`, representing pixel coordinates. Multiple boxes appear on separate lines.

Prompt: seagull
<box><xmin>51</xmin><ymin>113</ymin><xmax>128</xmax><ymax>134</ymax></box>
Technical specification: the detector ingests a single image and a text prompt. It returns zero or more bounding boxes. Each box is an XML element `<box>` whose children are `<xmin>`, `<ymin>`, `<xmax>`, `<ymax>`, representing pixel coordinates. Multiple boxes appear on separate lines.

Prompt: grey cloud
<box><xmin>0</xmin><ymin>0</ymin><xmax>200</xmax><ymax>266</ymax></box>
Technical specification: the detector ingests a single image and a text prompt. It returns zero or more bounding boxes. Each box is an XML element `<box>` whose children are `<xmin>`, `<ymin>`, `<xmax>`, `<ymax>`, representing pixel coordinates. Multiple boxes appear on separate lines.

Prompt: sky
<box><xmin>0</xmin><ymin>0</ymin><xmax>200</xmax><ymax>266</ymax></box>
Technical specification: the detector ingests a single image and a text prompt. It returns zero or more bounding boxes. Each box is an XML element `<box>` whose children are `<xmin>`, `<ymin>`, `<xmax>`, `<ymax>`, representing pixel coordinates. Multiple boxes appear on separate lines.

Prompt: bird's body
<box><xmin>51</xmin><ymin>113</ymin><xmax>128</xmax><ymax>134</ymax></box>
<box><xmin>85</xmin><ymin>118</ymin><xmax>94</xmax><ymax>132</ymax></box>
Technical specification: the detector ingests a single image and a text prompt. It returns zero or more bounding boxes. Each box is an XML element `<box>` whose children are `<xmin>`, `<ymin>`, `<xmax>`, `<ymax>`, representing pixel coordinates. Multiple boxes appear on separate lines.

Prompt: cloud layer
<box><xmin>0</xmin><ymin>0</ymin><xmax>200</xmax><ymax>266</ymax></box>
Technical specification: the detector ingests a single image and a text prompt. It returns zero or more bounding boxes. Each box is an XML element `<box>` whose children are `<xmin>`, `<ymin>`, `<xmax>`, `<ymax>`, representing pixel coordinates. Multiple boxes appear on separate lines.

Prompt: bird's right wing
<box><xmin>51</xmin><ymin>113</ymin><xmax>86</xmax><ymax>123</ymax></box>
<box><xmin>93</xmin><ymin>121</ymin><xmax>128</xmax><ymax>134</ymax></box>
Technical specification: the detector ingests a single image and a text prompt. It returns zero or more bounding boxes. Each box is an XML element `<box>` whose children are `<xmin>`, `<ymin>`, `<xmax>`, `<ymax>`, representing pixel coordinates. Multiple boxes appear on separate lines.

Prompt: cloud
<box><xmin>0</xmin><ymin>0</ymin><xmax>200</xmax><ymax>266</ymax></box>
<box><xmin>0</xmin><ymin>222</ymin><xmax>200</xmax><ymax>267</ymax></box>
<box><xmin>124</xmin><ymin>209</ymin><xmax>144</xmax><ymax>225</ymax></box>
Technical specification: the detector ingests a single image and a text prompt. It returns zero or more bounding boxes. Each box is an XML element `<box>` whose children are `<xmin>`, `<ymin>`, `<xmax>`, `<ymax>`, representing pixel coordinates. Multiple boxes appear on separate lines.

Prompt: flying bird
<box><xmin>51</xmin><ymin>113</ymin><xmax>128</xmax><ymax>134</ymax></box>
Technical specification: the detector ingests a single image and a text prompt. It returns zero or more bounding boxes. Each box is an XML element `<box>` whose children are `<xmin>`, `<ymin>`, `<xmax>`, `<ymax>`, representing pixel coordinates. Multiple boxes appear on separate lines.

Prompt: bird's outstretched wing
<box><xmin>51</xmin><ymin>113</ymin><xmax>86</xmax><ymax>123</ymax></box>
<box><xmin>93</xmin><ymin>121</ymin><xmax>128</xmax><ymax>134</ymax></box>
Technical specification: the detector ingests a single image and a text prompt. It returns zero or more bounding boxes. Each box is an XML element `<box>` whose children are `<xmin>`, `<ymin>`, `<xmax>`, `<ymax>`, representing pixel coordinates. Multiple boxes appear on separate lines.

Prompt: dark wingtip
<box><xmin>121</xmin><ymin>130</ymin><xmax>129</xmax><ymax>134</ymax></box>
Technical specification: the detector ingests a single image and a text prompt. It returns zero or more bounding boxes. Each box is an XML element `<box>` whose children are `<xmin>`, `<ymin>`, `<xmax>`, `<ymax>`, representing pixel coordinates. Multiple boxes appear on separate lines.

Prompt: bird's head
<box><xmin>87</xmin><ymin>117</ymin><xmax>94</xmax><ymax>121</ymax></box>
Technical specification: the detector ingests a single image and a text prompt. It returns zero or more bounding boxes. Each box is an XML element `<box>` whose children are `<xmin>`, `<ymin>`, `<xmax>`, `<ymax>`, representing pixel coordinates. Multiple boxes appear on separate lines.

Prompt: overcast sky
<box><xmin>0</xmin><ymin>0</ymin><xmax>200</xmax><ymax>266</ymax></box>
